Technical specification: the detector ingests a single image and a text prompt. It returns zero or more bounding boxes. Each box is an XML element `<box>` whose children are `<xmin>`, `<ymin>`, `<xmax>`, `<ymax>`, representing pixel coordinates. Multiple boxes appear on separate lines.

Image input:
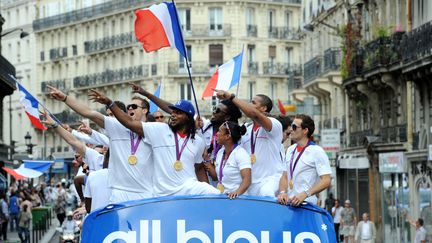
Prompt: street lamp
<box><xmin>303</xmin><ymin>20</ymin><xmax>339</xmax><ymax>32</ymax></box>
<box><xmin>0</xmin><ymin>28</ymin><xmax>29</xmax><ymax>38</ymax></box>
<box><xmin>24</xmin><ymin>132</ymin><xmax>33</xmax><ymax>154</ymax></box>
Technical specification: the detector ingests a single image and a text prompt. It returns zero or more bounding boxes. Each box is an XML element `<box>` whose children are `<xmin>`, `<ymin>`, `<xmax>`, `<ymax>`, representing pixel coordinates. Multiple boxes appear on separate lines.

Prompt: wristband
<box><xmin>229</xmin><ymin>93</ymin><xmax>236</xmax><ymax>101</ymax></box>
<box><xmin>48</xmin><ymin>123</ymin><xmax>59</xmax><ymax>129</ymax></box>
<box><xmin>304</xmin><ymin>189</ymin><xmax>311</xmax><ymax>197</ymax></box>
<box><xmin>107</xmin><ymin>101</ymin><xmax>115</xmax><ymax>109</ymax></box>
<box><xmin>62</xmin><ymin>95</ymin><xmax>68</xmax><ymax>102</ymax></box>
<box><xmin>279</xmin><ymin>191</ymin><xmax>286</xmax><ymax>195</ymax></box>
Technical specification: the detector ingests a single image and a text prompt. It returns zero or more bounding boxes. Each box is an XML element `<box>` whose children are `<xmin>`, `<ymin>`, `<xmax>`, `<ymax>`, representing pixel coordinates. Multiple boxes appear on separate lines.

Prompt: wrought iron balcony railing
<box><xmin>349</xmin><ymin>129</ymin><xmax>373</xmax><ymax>147</ymax></box>
<box><xmin>303</xmin><ymin>56</ymin><xmax>323</xmax><ymax>85</ymax></box>
<box><xmin>49</xmin><ymin>47</ymin><xmax>67</xmax><ymax>61</ymax></box>
<box><xmin>41</xmin><ymin>79</ymin><xmax>69</xmax><ymax>93</ymax></box>
<box><xmin>84</xmin><ymin>32</ymin><xmax>136</xmax><ymax>54</ymax></box>
<box><xmin>183</xmin><ymin>24</ymin><xmax>231</xmax><ymax>38</ymax></box>
<box><xmin>248</xmin><ymin>62</ymin><xmax>258</xmax><ymax>75</ymax></box>
<box><xmin>401</xmin><ymin>21</ymin><xmax>432</xmax><ymax>64</ymax></box>
<box><xmin>246</xmin><ymin>25</ymin><xmax>257</xmax><ymax>37</ymax></box>
<box><xmin>73</xmin><ymin>65</ymin><xmax>148</xmax><ymax>89</ymax></box>
<box><xmin>323</xmin><ymin>47</ymin><xmax>341</xmax><ymax>73</ymax></box>
<box><xmin>380</xmin><ymin>124</ymin><xmax>407</xmax><ymax>143</ymax></box>
<box><xmin>167</xmin><ymin>62</ymin><xmax>215</xmax><ymax>75</ymax></box>
<box><xmin>33</xmin><ymin>0</ymin><xmax>150</xmax><ymax>31</ymax></box>
<box><xmin>268</xmin><ymin>27</ymin><xmax>300</xmax><ymax>40</ymax></box>
<box><xmin>52</xmin><ymin>110</ymin><xmax>81</xmax><ymax>124</ymax></box>
<box><xmin>263</xmin><ymin>62</ymin><xmax>300</xmax><ymax>76</ymax></box>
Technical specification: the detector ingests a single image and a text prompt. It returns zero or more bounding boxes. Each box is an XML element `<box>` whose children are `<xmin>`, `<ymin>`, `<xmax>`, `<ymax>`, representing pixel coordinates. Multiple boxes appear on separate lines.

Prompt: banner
<box><xmin>83</xmin><ymin>195</ymin><xmax>336</xmax><ymax>243</ymax></box>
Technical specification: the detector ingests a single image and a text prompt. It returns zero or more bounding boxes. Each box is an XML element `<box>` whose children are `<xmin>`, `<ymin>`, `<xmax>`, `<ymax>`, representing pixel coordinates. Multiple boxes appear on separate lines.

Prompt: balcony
<box><xmin>183</xmin><ymin>24</ymin><xmax>231</xmax><ymax>38</ymax></box>
<box><xmin>84</xmin><ymin>32</ymin><xmax>136</xmax><ymax>54</ymax></box>
<box><xmin>41</xmin><ymin>79</ymin><xmax>68</xmax><ymax>93</ymax></box>
<box><xmin>246</xmin><ymin>25</ymin><xmax>257</xmax><ymax>37</ymax></box>
<box><xmin>33</xmin><ymin>0</ymin><xmax>146</xmax><ymax>31</ymax></box>
<box><xmin>303</xmin><ymin>56</ymin><xmax>323</xmax><ymax>85</ymax></box>
<box><xmin>349</xmin><ymin>129</ymin><xmax>373</xmax><ymax>147</ymax></box>
<box><xmin>248</xmin><ymin>62</ymin><xmax>258</xmax><ymax>75</ymax></box>
<box><xmin>323</xmin><ymin>48</ymin><xmax>341</xmax><ymax>73</ymax></box>
<box><xmin>380</xmin><ymin>124</ymin><xmax>407</xmax><ymax>143</ymax></box>
<box><xmin>263</xmin><ymin>62</ymin><xmax>299</xmax><ymax>76</ymax></box>
<box><xmin>73</xmin><ymin>65</ymin><xmax>148</xmax><ymax>89</ymax></box>
<box><xmin>168</xmin><ymin>62</ymin><xmax>214</xmax><ymax>76</ymax></box>
<box><xmin>52</xmin><ymin>110</ymin><xmax>81</xmax><ymax>124</ymax></box>
<box><xmin>288</xmin><ymin>69</ymin><xmax>303</xmax><ymax>91</ymax></box>
<box><xmin>49</xmin><ymin>47</ymin><xmax>67</xmax><ymax>61</ymax></box>
<box><xmin>268</xmin><ymin>27</ymin><xmax>300</xmax><ymax>40</ymax></box>
<box><xmin>401</xmin><ymin>21</ymin><xmax>432</xmax><ymax>64</ymax></box>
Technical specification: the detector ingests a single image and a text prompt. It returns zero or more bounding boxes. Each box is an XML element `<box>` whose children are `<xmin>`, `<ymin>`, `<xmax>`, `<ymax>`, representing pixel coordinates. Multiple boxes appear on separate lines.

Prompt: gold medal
<box><xmin>216</xmin><ymin>183</ymin><xmax>225</xmax><ymax>193</ymax></box>
<box><xmin>250</xmin><ymin>154</ymin><xmax>256</xmax><ymax>164</ymax></box>
<box><xmin>289</xmin><ymin>179</ymin><xmax>294</xmax><ymax>190</ymax></box>
<box><xmin>128</xmin><ymin>155</ymin><xmax>138</xmax><ymax>165</ymax></box>
<box><xmin>174</xmin><ymin>160</ymin><xmax>183</xmax><ymax>171</ymax></box>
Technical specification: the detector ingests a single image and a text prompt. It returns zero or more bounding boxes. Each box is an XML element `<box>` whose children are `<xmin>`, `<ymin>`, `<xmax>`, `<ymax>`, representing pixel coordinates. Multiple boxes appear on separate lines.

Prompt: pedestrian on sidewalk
<box><xmin>332</xmin><ymin>199</ymin><xmax>343</xmax><ymax>243</ymax></box>
<box><xmin>18</xmin><ymin>204</ymin><xmax>32</xmax><ymax>243</ymax></box>
<box><xmin>355</xmin><ymin>212</ymin><xmax>376</xmax><ymax>243</ymax></box>
<box><xmin>341</xmin><ymin>199</ymin><xmax>357</xmax><ymax>243</ymax></box>
<box><xmin>54</xmin><ymin>195</ymin><xmax>67</xmax><ymax>226</ymax></box>
<box><xmin>9</xmin><ymin>191</ymin><xmax>20</xmax><ymax>232</ymax></box>
<box><xmin>0</xmin><ymin>192</ymin><xmax>9</xmax><ymax>241</ymax></box>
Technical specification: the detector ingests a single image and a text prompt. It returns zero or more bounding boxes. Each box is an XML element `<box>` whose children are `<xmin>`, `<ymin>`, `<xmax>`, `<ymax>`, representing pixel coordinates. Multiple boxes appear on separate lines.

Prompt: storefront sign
<box><xmin>339</xmin><ymin>156</ymin><xmax>369</xmax><ymax>169</ymax></box>
<box><xmin>83</xmin><ymin>195</ymin><xmax>336</xmax><ymax>243</ymax></box>
<box><xmin>321</xmin><ymin>129</ymin><xmax>340</xmax><ymax>159</ymax></box>
<box><xmin>379</xmin><ymin>152</ymin><xmax>406</xmax><ymax>173</ymax></box>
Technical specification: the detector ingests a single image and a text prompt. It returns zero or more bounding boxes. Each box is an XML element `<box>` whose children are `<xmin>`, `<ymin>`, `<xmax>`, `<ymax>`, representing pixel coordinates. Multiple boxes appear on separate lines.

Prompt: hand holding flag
<box><xmin>17</xmin><ymin>82</ymin><xmax>47</xmax><ymax>130</ymax></box>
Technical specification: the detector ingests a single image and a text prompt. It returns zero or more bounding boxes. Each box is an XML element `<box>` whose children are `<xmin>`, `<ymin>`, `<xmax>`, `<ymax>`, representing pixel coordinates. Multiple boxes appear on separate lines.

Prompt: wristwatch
<box><xmin>304</xmin><ymin>189</ymin><xmax>311</xmax><ymax>197</ymax></box>
<box><xmin>229</xmin><ymin>93</ymin><xmax>235</xmax><ymax>101</ymax></box>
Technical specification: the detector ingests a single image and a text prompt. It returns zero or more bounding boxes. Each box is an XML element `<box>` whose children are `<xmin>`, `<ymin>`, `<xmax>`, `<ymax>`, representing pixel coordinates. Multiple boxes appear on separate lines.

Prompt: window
<box><xmin>268</xmin><ymin>10</ymin><xmax>275</xmax><ymax>31</ymax></box>
<box><xmin>285</xmin><ymin>47</ymin><xmax>292</xmax><ymax>66</ymax></box>
<box><xmin>40</xmin><ymin>51</ymin><xmax>45</xmax><ymax>61</ymax></box>
<box><xmin>179</xmin><ymin>45</ymin><xmax>192</xmax><ymax>70</ymax></box>
<box><xmin>180</xmin><ymin>83</ymin><xmax>192</xmax><ymax>100</ymax></box>
<box><xmin>247</xmin><ymin>45</ymin><xmax>255</xmax><ymax>63</ymax></box>
<box><xmin>269</xmin><ymin>45</ymin><xmax>276</xmax><ymax>64</ymax></box>
<box><xmin>248</xmin><ymin>82</ymin><xmax>254</xmax><ymax>100</ymax></box>
<box><xmin>209</xmin><ymin>8</ymin><xmax>223</xmax><ymax>31</ymax></box>
<box><xmin>178</xmin><ymin>8</ymin><xmax>191</xmax><ymax>32</ymax></box>
<box><xmin>209</xmin><ymin>44</ymin><xmax>223</xmax><ymax>67</ymax></box>
<box><xmin>285</xmin><ymin>11</ymin><xmax>291</xmax><ymax>28</ymax></box>
<box><xmin>270</xmin><ymin>83</ymin><xmax>276</xmax><ymax>100</ymax></box>
<box><xmin>72</xmin><ymin>45</ymin><xmax>77</xmax><ymax>55</ymax></box>
<box><xmin>246</xmin><ymin>8</ymin><xmax>255</xmax><ymax>25</ymax></box>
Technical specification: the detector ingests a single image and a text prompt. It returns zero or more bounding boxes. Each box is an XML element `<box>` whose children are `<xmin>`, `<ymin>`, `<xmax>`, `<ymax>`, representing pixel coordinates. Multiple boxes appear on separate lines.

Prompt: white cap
<box><xmin>61</xmin><ymin>178</ymin><xmax>66</xmax><ymax>183</ymax></box>
<box><xmin>345</xmin><ymin>199</ymin><xmax>351</xmax><ymax>204</ymax></box>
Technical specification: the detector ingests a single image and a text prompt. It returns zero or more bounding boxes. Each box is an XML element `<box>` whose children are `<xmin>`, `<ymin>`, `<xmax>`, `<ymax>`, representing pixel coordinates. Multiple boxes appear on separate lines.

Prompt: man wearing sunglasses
<box><xmin>47</xmin><ymin>86</ymin><xmax>154</xmax><ymax>204</ymax></box>
<box><xmin>153</xmin><ymin>110</ymin><xmax>166</xmax><ymax>123</ymax></box>
<box><xmin>89</xmin><ymin>89</ymin><xmax>220</xmax><ymax>197</ymax></box>
<box><xmin>215</xmin><ymin>90</ymin><xmax>284</xmax><ymax>197</ymax></box>
<box><xmin>277</xmin><ymin>114</ymin><xmax>331</xmax><ymax>206</ymax></box>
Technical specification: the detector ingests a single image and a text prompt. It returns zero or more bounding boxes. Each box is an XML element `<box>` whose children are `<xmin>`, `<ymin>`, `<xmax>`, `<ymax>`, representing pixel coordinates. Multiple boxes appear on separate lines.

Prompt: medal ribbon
<box><xmin>289</xmin><ymin>140</ymin><xmax>311</xmax><ymax>182</ymax></box>
<box><xmin>174</xmin><ymin>132</ymin><xmax>190</xmax><ymax>161</ymax></box>
<box><xmin>211</xmin><ymin>133</ymin><xmax>221</xmax><ymax>160</ymax></box>
<box><xmin>250</xmin><ymin>127</ymin><xmax>260</xmax><ymax>155</ymax></box>
<box><xmin>218</xmin><ymin>144</ymin><xmax>238</xmax><ymax>184</ymax></box>
<box><xmin>130</xmin><ymin>131</ymin><xmax>142</xmax><ymax>155</ymax></box>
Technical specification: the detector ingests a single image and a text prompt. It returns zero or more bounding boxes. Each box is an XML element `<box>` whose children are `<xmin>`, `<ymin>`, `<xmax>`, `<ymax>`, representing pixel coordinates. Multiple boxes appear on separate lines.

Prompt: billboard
<box><xmin>82</xmin><ymin>195</ymin><xmax>336</xmax><ymax>243</ymax></box>
<box><xmin>321</xmin><ymin>129</ymin><xmax>340</xmax><ymax>159</ymax></box>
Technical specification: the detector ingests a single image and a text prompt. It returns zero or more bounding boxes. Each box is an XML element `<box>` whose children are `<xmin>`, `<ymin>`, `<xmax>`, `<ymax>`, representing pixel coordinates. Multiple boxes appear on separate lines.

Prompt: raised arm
<box><xmin>88</xmin><ymin>89</ymin><xmax>144</xmax><ymax>137</ymax></box>
<box><xmin>47</xmin><ymin>85</ymin><xmax>105</xmax><ymax>128</ymax></box>
<box><xmin>130</xmin><ymin>82</ymin><xmax>173</xmax><ymax>114</ymax></box>
<box><xmin>215</xmin><ymin>90</ymin><xmax>273</xmax><ymax>131</ymax></box>
<box><xmin>42</xmin><ymin>112</ymin><xmax>86</xmax><ymax>156</ymax></box>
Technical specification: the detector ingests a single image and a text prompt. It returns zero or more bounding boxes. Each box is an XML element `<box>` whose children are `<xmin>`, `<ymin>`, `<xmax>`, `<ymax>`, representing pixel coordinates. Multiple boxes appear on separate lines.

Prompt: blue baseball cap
<box><xmin>168</xmin><ymin>100</ymin><xmax>195</xmax><ymax>117</ymax></box>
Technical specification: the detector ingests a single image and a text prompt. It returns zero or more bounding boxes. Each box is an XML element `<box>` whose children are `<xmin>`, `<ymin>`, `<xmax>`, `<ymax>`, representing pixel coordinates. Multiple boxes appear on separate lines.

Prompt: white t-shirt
<box><xmin>285</xmin><ymin>143</ymin><xmax>332</xmax><ymax>204</ymax></box>
<box><xmin>104</xmin><ymin>117</ymin><xmax>153</xmax><ymax>195</ymax></box>
<box><xmin>240</xmin><ymin>118</ymin><xmax>284</xmax><ymax>183</ymax></box>
<box><xmin>332</xmin><ymin>206</ymin><xmax>343</xmax><ymax>223</ymax></box>
<box><xmin>361</xmin><ymin>222</ymin><xmax>372</xmax><ymax>240</ymax></box>
<box><xmin>214</xmin><ymin>146</ymin><xmax>251</xmax><ymax>193</ymax></box>
<box><xmin>143</xmin><ymin>122</ymin><xmax>206</xmax><ymax>196</ymax></box>
<box><xmin>84</xmin><ymin>169</ymin><xmax>111</xmax><ymax>212</ymax></box>
<box><xmin>90</xmin><ymin>130</ymin><xmax>110</xmax><ymax>147</ymax></box>
<box><xmin>84</xmin><ymin>147</ymin><xmax>104</xmax><ymax>172</ymax></box>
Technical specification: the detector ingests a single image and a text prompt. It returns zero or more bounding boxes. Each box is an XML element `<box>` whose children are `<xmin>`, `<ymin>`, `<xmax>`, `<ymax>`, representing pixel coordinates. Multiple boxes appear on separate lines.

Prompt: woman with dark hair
<box><xmin>206</xmin><ymin>121</ymin><xmax>252</xmax><ymax>199</ymax></box>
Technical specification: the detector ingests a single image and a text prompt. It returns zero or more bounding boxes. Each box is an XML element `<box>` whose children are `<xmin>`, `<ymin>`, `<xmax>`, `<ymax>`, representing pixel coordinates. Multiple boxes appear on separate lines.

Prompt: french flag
<box><xmin>135</xmin><ymin>2</ymin><xmax>186</xmax><ymax>57</ymax></box>
<box><xmin>202</xmin><ymin>51</ymin><xmax>244</xmax><ymax>99</ymax></box>
<box><xmin>17</xmin><ymin>82</ymin><xmax>47</xmax><ymax>130</ymax></box>
<box><xmin>2</xmin><ymin>160</ymin><xmax>53</xmax><ymax>180</ymax></box>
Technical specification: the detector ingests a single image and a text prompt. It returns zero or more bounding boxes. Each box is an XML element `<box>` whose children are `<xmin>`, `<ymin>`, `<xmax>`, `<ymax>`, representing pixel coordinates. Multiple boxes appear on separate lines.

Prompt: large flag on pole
<box><xmin>149</xmin><ymin>83</ymin><xmax>162</xmax><ymax>113</ymax></box>
<box><xmin>135</xmin><ymin>2</ymin><xmax>186</xmax><ymax>57</ymax></box>
<box><xmin>202</xmin><ymin>51</ymin><xmax>244</xmax><ymax>99</ymax></box>
<box><xmin>17</xmin><ymin>82</ymin><xmax>47</xmax><ymax>130</ymax></box>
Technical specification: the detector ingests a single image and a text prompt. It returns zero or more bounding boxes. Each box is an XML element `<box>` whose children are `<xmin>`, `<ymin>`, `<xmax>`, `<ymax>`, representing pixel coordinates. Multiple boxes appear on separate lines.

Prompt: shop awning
<box><xmin>338</xmin><ymin>154</ymin><xmax>369</xmax><ymax>169</ymax></box>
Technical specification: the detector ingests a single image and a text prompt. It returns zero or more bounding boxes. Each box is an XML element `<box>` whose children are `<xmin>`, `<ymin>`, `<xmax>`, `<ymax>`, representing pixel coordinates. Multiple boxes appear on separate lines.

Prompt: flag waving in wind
<box><xmin>17</xmin><ymin>82</ymin><xmax>47</xmax><ymax>130</ymax></box>
<box><xmin>135</xmin><ymin>2</ymin><xmax>186</xmax><ymax>57</ymax></box>
<box><xmin>149</xmin><ymin>83</ymin><xmax>162</xmax><ymax>113</ymax></box>
<box><xmin>202</xmin><ymin>51</ymin><xmax>244</xmax><ymax>99</ymax></box>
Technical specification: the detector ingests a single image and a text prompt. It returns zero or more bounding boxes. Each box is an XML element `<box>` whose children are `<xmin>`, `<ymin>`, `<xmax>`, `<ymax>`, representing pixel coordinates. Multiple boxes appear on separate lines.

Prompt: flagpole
<box><xmin>170</xmin><ymin>0</ymin><xmax>202</xmax><ymax>119</ymax></box>
<box><xmin>235</xmin><ymin>46</ymin><xmax>245</xmax><ymax>97</ymax></box>
<box><xmin>9</xmin><ymin>74</ymin><xmax>62</xmax><ymax>125</ymax></box>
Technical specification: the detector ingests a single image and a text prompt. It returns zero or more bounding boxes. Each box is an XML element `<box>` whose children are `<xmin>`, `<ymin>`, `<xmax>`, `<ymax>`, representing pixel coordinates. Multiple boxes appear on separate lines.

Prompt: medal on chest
<box><xmin>129</xmin><ymin>132</ymin><xmax>142</xmax><ymax>166</ymax></box>
<box><xmin>173</xmin><ymin>132</ymin><xmax>189</xmax><ymax>172</ymax></box>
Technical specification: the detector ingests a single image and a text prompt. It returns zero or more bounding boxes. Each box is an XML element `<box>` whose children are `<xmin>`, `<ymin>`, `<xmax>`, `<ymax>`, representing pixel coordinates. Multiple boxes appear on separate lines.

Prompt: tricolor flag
<box><xmin>278</xmin><ymin>99</ymin><xmax>286</xmax><ymax>115</ymax></box>
<box><xmin>2</xmin><ymin>160</ymin><xmax>53</xmax><ymax>180</ymax></box>
<box><xmin>149</xmin><ymin>83</ymin><xmax>162</xmax><ymax>113</ymax></box>
<box><xmin>135</xmin><ymin>2</ymin><xmax>186</xmax><ymax>57</ymax></box>
<box><xmin>17</xmin><ymin>82</ymin><xmax>47</xmax><ymax>130</ymax></box>
<box><xmin>202</xmin><ymin>51</ymin><xmax>244</xmax><ymax>99</ymax></box>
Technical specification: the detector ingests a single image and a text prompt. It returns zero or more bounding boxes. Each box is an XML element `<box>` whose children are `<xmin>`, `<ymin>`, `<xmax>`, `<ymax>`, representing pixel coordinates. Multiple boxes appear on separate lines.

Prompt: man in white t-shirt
<box><xmin>355</xmin><ymin>213</ymin><xmax>376</xmax><ymax>243</ymax></box>
<box><xmin>84</xmin><ymin>150</ymin><xmax>111</xmax><ymax>213</ymax></box>
<box><xmin>332</xmin><ymin>199</ymin><xmax>344</xmax><ymax>243</ymax></box>
<box><xmin>47</xmin><ymin>86</ymin><xmax>154</xmax><ymax>203</ymax></box>
<box><xmin>277</xmin><ymin>114</ymin><xmax>331</xmax><ymax>206</ymax></box>
<box><xmin>215</xmin><ymin>90</ymin><xmax>284</xmax><ymax>197</ymax></box>
<box><xmin>90</xmin><ymin>90</ymin><xmax>220</xmax><ymax>196</ymax></box>
<box><xmin>413</xmin><ymin>218</ymin><xmax>427</xmax><ymax>243</ymax></box>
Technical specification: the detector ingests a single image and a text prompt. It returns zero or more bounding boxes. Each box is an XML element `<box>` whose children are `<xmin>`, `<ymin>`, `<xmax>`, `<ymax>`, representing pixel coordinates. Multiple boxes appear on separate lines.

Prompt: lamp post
<box><xmin>24</xmin><ymin>132</ymin><xmax>33</xmax><ymax>155</ymax></box>
<box><xmin>0</xmin><ymin>28</ymin><xmax>29</xmax><ymax>38</ymax></box>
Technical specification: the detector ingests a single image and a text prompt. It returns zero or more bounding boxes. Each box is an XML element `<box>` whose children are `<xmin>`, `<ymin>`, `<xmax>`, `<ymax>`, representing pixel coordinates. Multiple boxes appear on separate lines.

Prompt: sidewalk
<box><xmin>1</xmin><ymin>219</ymin><xmax>58</xmax><ymax>243</ymax></box>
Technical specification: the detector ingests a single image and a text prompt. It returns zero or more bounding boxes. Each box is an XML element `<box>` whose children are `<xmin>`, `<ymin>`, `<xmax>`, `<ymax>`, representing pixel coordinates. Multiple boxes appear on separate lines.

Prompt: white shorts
<box><xmin>109</xmin><ymin>188</ymin><xmax>153</xmax><ymax>204</ymax></box>
<box><xmin>174</xmin><ymin>178</ymin><xmax>221</xmax><ymax>196</ymax></box>
<box><xmin>246</xmin><ymin>175</ymin><xmax>280</xmax><ymax>197</ymax></box>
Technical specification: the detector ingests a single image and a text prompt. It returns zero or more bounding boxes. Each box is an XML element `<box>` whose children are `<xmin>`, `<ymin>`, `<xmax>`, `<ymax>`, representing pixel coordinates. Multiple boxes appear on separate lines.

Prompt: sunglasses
<box><xmin>154</xmin><ymin>115</ymin><xmax>164</xmax><ymax>119</ymax></box>
<box><xmin>291</xmin><ymin>123</ymin><xmax>302</xmax><ymax>131</ymax></box>
<box><xmin>127</xmin><ymin>104</ymin><xmax>145</xmax><ymax>110</ymax></box>
<box><xmin>74</xmin><ymin>155</ymin><xmax>81</xmax><ymax>159</ymax></box>
<box><xmin>212</xmin><ymin>106</ymin><xmax>226</xmax><ymax>114</ymax></box>
<box><xmin>222</xmin><ymin>121</ymin><xmax>231</xmax><ymax>137</ymax></box>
